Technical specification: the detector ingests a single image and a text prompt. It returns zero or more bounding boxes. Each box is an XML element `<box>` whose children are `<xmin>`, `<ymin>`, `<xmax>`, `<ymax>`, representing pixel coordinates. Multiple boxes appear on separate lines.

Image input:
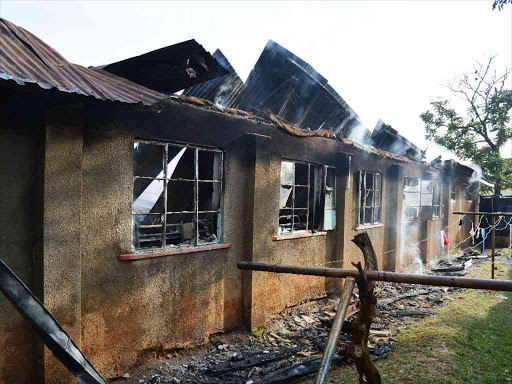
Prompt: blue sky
<box><xmin>1</xmin><ymin>1</ymin><xmax>511</xmax><ymax>152</ymax></box>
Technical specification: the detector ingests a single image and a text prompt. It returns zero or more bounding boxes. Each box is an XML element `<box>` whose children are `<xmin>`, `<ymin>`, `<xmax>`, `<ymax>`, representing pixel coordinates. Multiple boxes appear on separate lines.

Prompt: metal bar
<box><xmin>194</xmin><ymin>148</ymin><xmax>199</xmax><ymax>245</ymax></box>
<box><xmin>453</xmin><ymin>211</ymin><xmax>512</xmax><ymax>216</ymax></box>
<box><xmin>168</xmin><ymin>178</ymin><xmax>221</xmax><ymax>183</ymax></box>
<box><xmin>306</xmin><ymin>163</ymin><xmax>310</xmax><ymax>231</ymax></box>
<box><xmin>0</xmin><ymin>259</ymin><xmax>107</xmax><ymax>384</ymax></box>
<box><xmin>237</xmin><ymin>262</ymin><xmax>512</xmax><ymax>291</ymax></box>
<box><xmin>163</xmin><ymin>145</ymin><xmax>168</xmax><ymax>247</ymax></box>
<box><xmin>292</xmin><ymin>162</ymin><xmax>295</xmax><ymax>233</ymax></box>
<box><xmin>492</xmin><ymin>215</ymin><xmax>496</xmax><ymax>279</ymax></box>
<box><xmin>315</xmin><ymin>278</ymin><xmax>356</xmax><ymax>384</ymax></box>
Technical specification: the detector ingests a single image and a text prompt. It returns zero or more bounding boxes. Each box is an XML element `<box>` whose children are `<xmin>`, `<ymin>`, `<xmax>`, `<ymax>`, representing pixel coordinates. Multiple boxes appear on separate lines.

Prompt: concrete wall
<box><xmin>0</xmin><ymin>94</ymin><xmax>478</xmax><ymax>382</ymax></box>
<box><xmin>0</xmin><ymin>104</ymin><xmax>41</xmax><ymax>383</ymax></box>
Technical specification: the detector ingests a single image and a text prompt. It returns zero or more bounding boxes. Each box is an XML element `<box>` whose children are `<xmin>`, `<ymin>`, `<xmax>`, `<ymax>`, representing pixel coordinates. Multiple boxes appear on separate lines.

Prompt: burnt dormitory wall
<box><xmin>0</xmin><ymin>88</ymin><xmax>44</xmax><ymax>384</ymax></box>
<box><xmin>0</xmin><ymin>89</ymin><xmax>477</xmax><ymax>383</ymax></box>
<box><xmin>81</xmin><ymin>99</ymin><xmax>342</xmax><ymax>376</ymax></box>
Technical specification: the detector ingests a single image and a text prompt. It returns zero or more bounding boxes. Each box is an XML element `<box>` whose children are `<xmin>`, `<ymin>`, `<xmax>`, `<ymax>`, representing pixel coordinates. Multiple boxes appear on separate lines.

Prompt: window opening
<box><xmin>132</xmin><ymin>141</ymin><xmax>223</xmax><ymax>250</ymax></box>
<box><xmin>358</xmin><ymin>171</ymin><xmax>382</xmax><ymax>225</ymax></box>
<box><xmin>403</xmin><ymin>177</ymin><xmax>421</xmax><ymax>220</ymax></box>
<box><xmin>279</xmin><ymin>161</ymin><xmax>335</xmax><ymax>234</ymax></box>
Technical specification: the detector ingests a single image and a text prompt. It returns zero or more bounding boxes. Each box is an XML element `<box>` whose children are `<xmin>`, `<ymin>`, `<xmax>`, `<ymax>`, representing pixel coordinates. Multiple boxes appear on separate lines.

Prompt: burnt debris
<box><xmin>237</xmin><ymin>40</ymin><xmax>371</xmax><ymax>144</ymax></box>
<box><xmin>370</xmin><ymin>120</ymin><xmax>424</xmax><ymax>161</ymax></box>
<box><xmin>100</xmin><ymin>40</ymin><xmax>229</xmax><ymax>94</ymax></box>
<box><xmin>182</xmin><ymin>49</ymin><xmax>244</xmax><ymax>109</ymax></box>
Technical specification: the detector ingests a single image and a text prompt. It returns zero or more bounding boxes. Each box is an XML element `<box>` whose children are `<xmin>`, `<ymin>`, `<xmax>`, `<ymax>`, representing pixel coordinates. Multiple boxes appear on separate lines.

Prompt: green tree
<box><xmin>420</xmin><ymin>56</ymin><xmax>512</xmax><ymax>194</ymax></box>
<box><xmin>493</xmin><ymin>0</ymin><xmax>511</xmax><ymax>10</ymax></box>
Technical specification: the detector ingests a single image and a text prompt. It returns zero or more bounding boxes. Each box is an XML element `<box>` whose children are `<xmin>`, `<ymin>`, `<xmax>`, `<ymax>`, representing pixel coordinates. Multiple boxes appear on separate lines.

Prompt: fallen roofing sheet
<box><xmin>100</xmin><ymin>40</ymin><xmax>229</xmax><ymax>95</ymax></box>
<box><xmin>1</xmin><ymin>18</ymin><xmax>167</xmax><ymax>105</ymax></box>
<box><xmin>182</xmin><ymin>49</ymin><xmax>244</xmax><ymax>108</ymax></box>
<box><xmin>237</xmin><ymin>40</ymin><xmax>371</xmax><ymax>144</ymax></box>
<box><xmin>0</xmin><ymin>258</ymin><xmax>107</xmax><ymax>384</ymax></box>
<box><xmin>370</xmin><ymin>120</ymin><xmax>423</xmax><ymax>161</ymax></box>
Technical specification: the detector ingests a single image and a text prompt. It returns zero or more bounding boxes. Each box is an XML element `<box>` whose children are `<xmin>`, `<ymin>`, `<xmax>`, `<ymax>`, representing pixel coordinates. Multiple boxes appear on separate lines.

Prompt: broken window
<box><xmin>450</xmin><ymin>184</ymin><xmax>456</xmax><ymax>200</ymax></box>
<box><xmin>403</xmin><ymin>177</ymin><xmax>421</xmax><ymax>220</ymax></box>
<box><xmin>279</xmin><ymin>161</ymin><xmax>335</xmax><ymax>234</ymax></box>
<box><xmin>132</xmin><ymin>140</ymin><xmax>223</xmax><ymax>250</ymax></box>
<box><xmin>358</xmin><ymin>171</ymin><xmax>382</xmax><ymax>225</ymax></box>
<box><xmin>420</xmin><ymin>177</ymin><xmax>444</xmax><ymax>219</ymax></box>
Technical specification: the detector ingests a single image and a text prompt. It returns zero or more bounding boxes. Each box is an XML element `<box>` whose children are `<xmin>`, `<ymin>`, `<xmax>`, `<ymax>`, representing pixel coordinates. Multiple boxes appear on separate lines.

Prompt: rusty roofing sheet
<box><xmin>0</xmin><ymin>18</ymin><xmax>167</xmax><ymax>105</ymax></box>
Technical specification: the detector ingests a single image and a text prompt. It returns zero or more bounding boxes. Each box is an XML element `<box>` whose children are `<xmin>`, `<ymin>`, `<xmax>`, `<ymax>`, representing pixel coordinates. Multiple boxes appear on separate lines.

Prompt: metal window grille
<box><xmin>403</xmin><ymin>177</ymin><xmax>421</xmax><ymax>220</ymax></box>
<box><xmin>420</xmin><ymin>179</ymin><xmax>443</xmax><ymax>219</ymax></box>
<box><xmin>358</xmin><ymin>171</ymin><xmax>382</xmax><ymax>225</ymax></box>
<box><xmin>132</xmin><ymin>140</ymin><xmax>223</xmax><ymax>250</ymax></box>
<box><xmin>279</xmin><ymin>161</ymin><xmax>335</xmax><ymax>234</ymax></box>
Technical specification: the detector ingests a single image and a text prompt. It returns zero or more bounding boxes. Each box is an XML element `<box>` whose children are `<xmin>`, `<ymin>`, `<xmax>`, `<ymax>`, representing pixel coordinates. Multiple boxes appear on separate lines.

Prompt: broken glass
<box><xmin>168</xmin><ymin>145</ymin><xmax>194</xmax><ymax>180</ymax></box>
<box><xmin>132</xmin><ymin>179</ymin><xmax>164</xmax><ymax>215</ymax></box>
<box><xmin>281</xmin><ymin>161</ymin><xmax>294</xmax><ymax>185</ymax></box>
<box><xmin>198</xmin><ymin>151</ymin><xmax>222</xmax><ymax>181</ymax></box>
<box><xmin>280</xmin><ymin>186</ymin><xmax>293</xmax><ymax>209</ymax></box>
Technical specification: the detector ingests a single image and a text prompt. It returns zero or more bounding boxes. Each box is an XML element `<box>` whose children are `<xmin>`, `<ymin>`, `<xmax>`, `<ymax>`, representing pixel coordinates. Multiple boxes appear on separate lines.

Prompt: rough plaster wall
<box><xmin>245</xmin><ymin>134</ymin><xmax>339</xmax><ymax>328</ymax></box>
<box><xmin>80</xmin><ymin>124</ymin><xmax>248</xmax><ymax>378</ymax></box>
<box><xmin>41</xmin><ymin>123</ymin><xmax>83</xmax><ymax>384</ymax></box>
<box><xmin>341</xmin><ymin>155</ymin><xmax>391</xmax><ymax>271</ymax></box>
<box><xmin>0</xmin><ymin>125</ymin><xmax>38</xmax><ymax>384</ymax></box>
<box><xmin>87</xmin><ymin>102</ymin><xmax>342</xmax><ymax>332</ymax></box>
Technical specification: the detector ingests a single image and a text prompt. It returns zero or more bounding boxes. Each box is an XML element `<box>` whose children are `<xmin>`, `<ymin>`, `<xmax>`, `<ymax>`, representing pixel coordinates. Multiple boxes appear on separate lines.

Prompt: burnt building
<box><xmin>0</xmin><ymin>18</ymin><xmax>478</xmax><ymax>384</ymax></box>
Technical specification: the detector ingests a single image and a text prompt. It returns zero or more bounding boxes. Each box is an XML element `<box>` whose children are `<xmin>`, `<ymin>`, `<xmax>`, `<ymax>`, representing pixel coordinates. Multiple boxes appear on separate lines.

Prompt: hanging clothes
<box><xmin>439</xmin><ymin>231</ymin><xmax>445</xmax><ymax>248</ymax></box>
<box><xmin>469</xmin><ymin>223</ymin><xmax>476</xmax><ymax>245</ymax></box>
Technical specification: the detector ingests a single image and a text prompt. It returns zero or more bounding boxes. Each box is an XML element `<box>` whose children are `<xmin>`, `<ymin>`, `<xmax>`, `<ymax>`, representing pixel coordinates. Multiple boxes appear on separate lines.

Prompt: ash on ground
<box><xmin>114</xmin><ymin>249</ymin><xmax>495</xmax><ymax>384</ymax></box>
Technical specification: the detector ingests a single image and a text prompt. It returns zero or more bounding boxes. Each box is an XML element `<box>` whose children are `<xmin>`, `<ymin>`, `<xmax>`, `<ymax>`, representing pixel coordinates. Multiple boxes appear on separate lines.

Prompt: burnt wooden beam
<box><xmin>237</xmin><ymin>263</ymin><xmax>512</xmax><ymax>291</ymax></box>
<box><xmin>349</xmin><ymin>233</ymin><xmax>382</xmax><ymax>384</ymax></box>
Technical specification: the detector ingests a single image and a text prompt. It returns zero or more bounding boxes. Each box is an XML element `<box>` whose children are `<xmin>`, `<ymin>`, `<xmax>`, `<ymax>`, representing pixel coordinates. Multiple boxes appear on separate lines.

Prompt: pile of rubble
<box><xmin>429</xmin><ymin>248</ymin><xmax>492</xmax><ymax>277</ymax></box>
<box><xmin>117</xmin><ymin>251</ymin><xmax>493</xmax><ymax>384</ymax></box>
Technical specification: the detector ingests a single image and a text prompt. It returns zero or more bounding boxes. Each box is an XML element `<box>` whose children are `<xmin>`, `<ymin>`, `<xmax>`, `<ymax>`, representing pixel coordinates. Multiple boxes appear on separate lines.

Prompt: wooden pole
<box><xmin>237</xmin><ymin>262</ymin><xmax>512</xmax><ymax>291</ymax></box>
<box><xmin>315</xmin><ymin>278</ymin><xmax>356</xmax><ymax>384</ymax></box>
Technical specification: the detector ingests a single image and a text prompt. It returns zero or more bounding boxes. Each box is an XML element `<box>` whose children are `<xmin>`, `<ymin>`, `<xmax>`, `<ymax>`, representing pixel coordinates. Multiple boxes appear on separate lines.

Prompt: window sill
<box><xmin>355</xmin><ymin>223</ymin><xmax>383</xmax><ymax>231</ymax></box>
<box><xmin>119</xmin><ymin>242</ymin><xmax>232</xmax><ymax>261</ymax></box>
<box><xmin>272</xmin><ymin>231</ymin><xmax>328</xmax><ymax>241</ymax></box>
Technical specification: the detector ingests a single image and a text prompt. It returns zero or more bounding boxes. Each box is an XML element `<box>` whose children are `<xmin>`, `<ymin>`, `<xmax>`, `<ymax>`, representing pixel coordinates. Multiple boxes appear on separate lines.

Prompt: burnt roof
<box><xmin>100</xmin><ymin>40</ymin><xmax>228</xmax><ymax>95</ymax></box>
<box><xmin>237</xmin><ymin>40</ymin><xmax>371</xmax><ymax>144</ymax></box>
<box><xmin>370</xmin><ymin>119</ymin><xmax>423</xmax><ymax>161</ymax></box>
<box><xmin>0</xmin><ymin>18</ymin><xmax>168</xmax><ymax>105</ymax></box>
<box><xmin>182</xmin><ymin>49</ymin><xmax>244</xmax><ymax>109</ymax></box>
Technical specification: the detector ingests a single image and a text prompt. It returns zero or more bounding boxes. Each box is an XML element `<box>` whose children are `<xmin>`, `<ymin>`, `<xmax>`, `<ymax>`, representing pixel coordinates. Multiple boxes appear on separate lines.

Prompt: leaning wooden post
<box><xmin>315</xmin><ymin>277</ymin><xmax>356</xmax><ymax>384</ymax></box>
<box><xmin>348</xmin><ymin>232</ymin><xmax>382</xmax><ymax>384</ymax></box>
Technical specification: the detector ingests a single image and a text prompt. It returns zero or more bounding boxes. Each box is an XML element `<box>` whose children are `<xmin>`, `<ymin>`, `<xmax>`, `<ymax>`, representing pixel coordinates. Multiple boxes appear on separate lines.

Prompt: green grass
<box><xmin>302</xmin><ymin>259</ymin><xmax>512</xmax><ymax>384</ymax></box>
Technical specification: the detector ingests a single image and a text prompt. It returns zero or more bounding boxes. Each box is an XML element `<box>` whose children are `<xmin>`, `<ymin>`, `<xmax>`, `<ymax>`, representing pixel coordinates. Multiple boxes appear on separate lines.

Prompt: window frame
<box><xmin>132</xmin><ymin>139</ymin><xmax>224</xmax><ymax>250</ymax></box>
<box><xmin>403</xmin><ymin>176</ymin><xmax>421</xmax><ymax>221</ymax></box>
<box><xmin>278</xmin><ymin>160</ymin><xmax>336</xmax><ymax>235</ymax></box>
<box><xmin>358</xmin><ymin>170</ymin><xmax>382</xmax><ymax>226</ymax></box>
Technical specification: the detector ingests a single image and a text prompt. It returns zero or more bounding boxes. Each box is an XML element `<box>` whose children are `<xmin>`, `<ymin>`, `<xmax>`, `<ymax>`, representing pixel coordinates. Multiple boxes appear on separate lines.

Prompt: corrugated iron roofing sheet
<box><xmin>237</xmin><ymin>40</ymin><xmax>372</xmax><ymax>144</ymax></box>
<box><xmin>182</xmin><ymin>49</ymin><xmax>244</xmax><ymax>108</ymax></box>
<box><xmin>100</xmin><ymin>41</ymin><xmax>229</xmax><ymax>95</ymax></box>
<box><xmin>0</xmin><ymin>18</ymin><xmax>168</xmax><ymax>105</ymax></box>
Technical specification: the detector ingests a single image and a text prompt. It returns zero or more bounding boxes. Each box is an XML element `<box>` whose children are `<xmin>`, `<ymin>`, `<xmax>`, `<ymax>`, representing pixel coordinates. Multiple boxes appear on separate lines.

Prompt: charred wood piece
<box><xmin>350</xmin><ymin>232</ymin><xmax>382</xmax><ymax>384</ymax></box>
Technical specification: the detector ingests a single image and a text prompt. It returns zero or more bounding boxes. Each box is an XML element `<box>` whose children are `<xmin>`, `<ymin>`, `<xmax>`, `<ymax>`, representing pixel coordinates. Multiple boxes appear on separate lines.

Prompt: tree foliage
<box><xmin>420</xmin><ymin>56</ymin><xmax>512</xmax><ymax>194</ymax></box>
<box><xmin>493</xmin><ymin>0</ymin><xmax>511</xmax><ymax>10</ymax></box>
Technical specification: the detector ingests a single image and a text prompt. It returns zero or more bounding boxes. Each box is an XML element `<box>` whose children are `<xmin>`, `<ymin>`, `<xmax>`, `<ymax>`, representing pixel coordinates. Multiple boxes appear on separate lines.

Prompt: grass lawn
<box><xmin>302</xmin><ymin>257</ymin><xmax>512</xmax><ymax>384</ymax></box>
